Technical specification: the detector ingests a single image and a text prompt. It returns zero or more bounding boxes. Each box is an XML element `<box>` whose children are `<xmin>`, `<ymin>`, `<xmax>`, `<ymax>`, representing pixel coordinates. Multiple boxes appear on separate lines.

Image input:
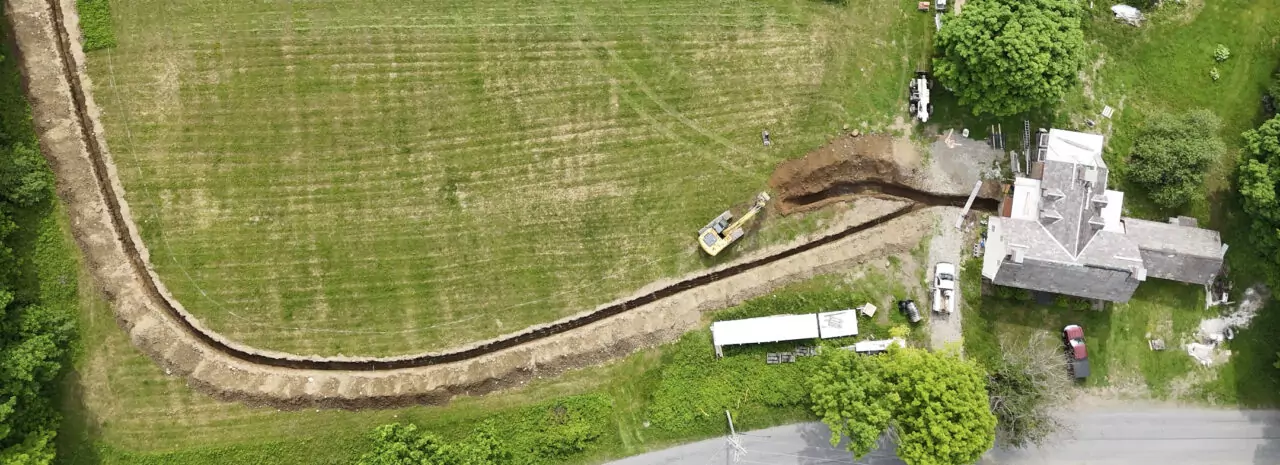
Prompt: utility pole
<box><xmin>725</xmin><ymin>410</ymin><xmax>747</xmax><ymax>463</ymax></box>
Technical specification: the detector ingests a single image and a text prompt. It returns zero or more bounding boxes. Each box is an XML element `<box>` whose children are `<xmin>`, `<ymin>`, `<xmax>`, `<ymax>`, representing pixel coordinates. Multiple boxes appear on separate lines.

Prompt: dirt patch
<box><xmin>766</xmin><ymin>133</ymin><xmax>1000</xmax><ymax>216</ymax></box>
<box><xmin>768</xmin><ymin>134</ymin><xmax>920</xmax><ymax>214</ymax></box>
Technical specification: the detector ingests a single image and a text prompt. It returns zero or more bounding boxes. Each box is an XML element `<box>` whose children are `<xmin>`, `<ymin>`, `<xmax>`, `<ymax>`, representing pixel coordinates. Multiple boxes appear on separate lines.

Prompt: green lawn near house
<box><xmin>961</xmin><ymin>258</ymin><xmax>1209</xmax><ymax>398</ymax></box>
<box><xmin>955</xmin><ymin>0</ymin><xmax>1280</xmax><ymax>403</ymax></box>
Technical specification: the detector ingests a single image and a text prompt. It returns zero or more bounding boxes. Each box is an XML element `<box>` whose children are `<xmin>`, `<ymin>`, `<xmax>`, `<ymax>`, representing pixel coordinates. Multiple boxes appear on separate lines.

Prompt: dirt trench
<box><xmin>9</xmin><ymin>0</ymin><xmax>998</xmax><ymax>408</ymax></box>
<box><xmin>768</xmin><ymin>133</ymin><xmax>1001</xmax><ymax>215</ymax></box>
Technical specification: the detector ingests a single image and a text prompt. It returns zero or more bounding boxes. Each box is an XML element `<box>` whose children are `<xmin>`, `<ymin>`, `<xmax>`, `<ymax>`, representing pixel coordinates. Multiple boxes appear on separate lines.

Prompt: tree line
<box><xmin>0</xmin><ymin>46</ymin><xmax>79</xmax><ymax>462</ymax></box>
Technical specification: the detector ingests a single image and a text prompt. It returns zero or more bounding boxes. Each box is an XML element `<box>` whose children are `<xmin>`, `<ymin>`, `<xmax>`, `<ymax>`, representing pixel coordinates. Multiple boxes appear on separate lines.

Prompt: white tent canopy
<box><xmin>711</xmin><ymin>314</ymin><xmax>818</xmax><ymax>357</ymax></box>
<box><xmin>711</xmin><ymin>310</ymin><xmax>863</xmax><ymax>357</ymax></box>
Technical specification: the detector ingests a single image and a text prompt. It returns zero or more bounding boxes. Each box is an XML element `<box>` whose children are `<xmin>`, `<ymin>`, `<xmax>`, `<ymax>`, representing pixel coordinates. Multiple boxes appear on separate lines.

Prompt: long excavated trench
<box><xmin>10</xmin><ymin>0</ymin><xmax>1000</xmax><ymax>406</ymax></box>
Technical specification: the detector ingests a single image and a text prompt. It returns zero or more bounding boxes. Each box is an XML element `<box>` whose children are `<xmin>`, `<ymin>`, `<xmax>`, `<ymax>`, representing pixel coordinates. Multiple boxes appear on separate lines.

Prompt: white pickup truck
<box><xmin>932</xmin><ymin>262</ymin><xmax>957</xmax><ymax>314</ymax></box>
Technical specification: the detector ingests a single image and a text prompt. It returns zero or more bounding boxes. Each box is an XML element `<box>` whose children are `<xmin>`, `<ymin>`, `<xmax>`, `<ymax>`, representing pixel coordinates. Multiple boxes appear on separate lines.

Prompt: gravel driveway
<box><xmin>926</xmin><ymin>206</ymin><xmax>966</xmax><ymax>350</ymax></box>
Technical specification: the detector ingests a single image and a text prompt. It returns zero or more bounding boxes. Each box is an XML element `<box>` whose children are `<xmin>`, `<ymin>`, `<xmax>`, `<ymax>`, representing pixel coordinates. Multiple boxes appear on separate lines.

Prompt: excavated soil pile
<box><xmin>769</xmin><ymin>135</ymin><xmax>919</xmax><ymax>215</ymax></box>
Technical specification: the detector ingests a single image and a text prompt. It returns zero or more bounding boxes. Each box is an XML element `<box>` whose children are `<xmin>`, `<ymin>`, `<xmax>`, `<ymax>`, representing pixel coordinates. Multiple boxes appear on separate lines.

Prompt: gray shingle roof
<box><xmin>1123</xmin><ymin>218</ymin><xmax>1225</xmax><ymax>285</ymax></box>
<box><xmin>983</xmin><ymin>129</ymin><xmax>1226</xmax><ymax>302</ymax></box>
<box><xmin>1122</xmin><ymin>218</ymin><xmax>1224</xmax><ymax>258</ymax></box>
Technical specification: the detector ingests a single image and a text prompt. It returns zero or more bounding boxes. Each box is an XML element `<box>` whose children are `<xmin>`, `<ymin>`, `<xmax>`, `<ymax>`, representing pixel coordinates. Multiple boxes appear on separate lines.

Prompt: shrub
<box><xmin>1269</xmin><ymin>73</ymin><xmax>1280</xmax><ymax>101</ymax></box>
<box><xmin>359</xmin><ymin>395</ymin><xmax>612</xmax><ymax>465</ymax></box>
<box><xmin>1210</xmin><ymin>67</ymin><xmax>1221</xmax><ymax>81</ymax></box>
<box><xmin>1214</xmin><ymin>44</ymin><xmax>1231</xmax><ymax>62</ymax></box>
<box><xmin>1126</xmin><ymin>109</ymin><xmax>1224</xmax><ymax>209</ymax></box>
<box><xmin>76</xmin><ymin>0</ymin><xmax>117</xmax><ymax>51</ymax></box>
<box><xmin>644</xmin><ymin>331</ymin><xmax>814</xmax><ymax>436</ymax></box>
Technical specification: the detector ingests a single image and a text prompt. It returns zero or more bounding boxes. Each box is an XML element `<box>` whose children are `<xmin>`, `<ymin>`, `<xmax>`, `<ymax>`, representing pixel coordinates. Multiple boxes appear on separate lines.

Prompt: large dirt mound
<box><xmin>768</xmin><ymin>134</ymin><xmax>921</xmax><ymax>215</ymax></box>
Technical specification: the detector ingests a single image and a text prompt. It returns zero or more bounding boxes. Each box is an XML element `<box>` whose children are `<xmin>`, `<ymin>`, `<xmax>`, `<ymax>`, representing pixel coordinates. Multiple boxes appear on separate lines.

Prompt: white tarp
<box><xmin>850</xmin><ymin>338</ymin><xmax>907</xmax><ymax>354</ymax></box>
<box><xmin>711</xmin><ymin>314</ymin><xmax>819</xmax><ymax>353</ymax></box>
<box><xmin>817</xmin><ymin>310</ymin><xmax>859</xmax><ymax>339</ymax></box>
<box><xmin>1111</xmin><ymin>5</ymin><xmax>1143</xmax><ymax>25</ymax></box>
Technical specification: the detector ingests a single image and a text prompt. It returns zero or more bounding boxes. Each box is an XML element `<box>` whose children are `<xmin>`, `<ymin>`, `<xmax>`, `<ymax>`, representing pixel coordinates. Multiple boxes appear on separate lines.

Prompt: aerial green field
<box><xmin>87</xmin><ymin>0</ymin><xmax>932</xmax><ymax>356</ymax></box>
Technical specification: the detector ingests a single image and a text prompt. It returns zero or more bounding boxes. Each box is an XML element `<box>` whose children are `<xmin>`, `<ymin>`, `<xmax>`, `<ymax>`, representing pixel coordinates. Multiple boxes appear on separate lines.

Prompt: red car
<box><xmin>1062</xmin><ymin>324</ymin><xmax>1091</xmax><ymax>379</ymax></box>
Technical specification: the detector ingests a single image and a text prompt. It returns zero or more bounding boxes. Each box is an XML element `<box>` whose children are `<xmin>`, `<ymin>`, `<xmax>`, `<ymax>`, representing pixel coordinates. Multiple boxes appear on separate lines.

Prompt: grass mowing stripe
<box><xmin>91</xmin><ymin>0</ymin><xmax>928</xmax><ymax>355</ymax></box>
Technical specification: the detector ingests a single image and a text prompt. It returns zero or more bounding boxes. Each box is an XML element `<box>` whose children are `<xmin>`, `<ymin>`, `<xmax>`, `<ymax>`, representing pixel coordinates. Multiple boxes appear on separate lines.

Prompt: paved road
<box><xmin>605</xmin><ymin>408</ymin><xmax>1280</xmax><ymax>465</ymax></box>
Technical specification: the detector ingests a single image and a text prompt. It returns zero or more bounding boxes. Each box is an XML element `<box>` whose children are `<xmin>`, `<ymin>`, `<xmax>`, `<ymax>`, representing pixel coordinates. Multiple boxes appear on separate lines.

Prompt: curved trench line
<box><xmin>37</xmin><ymin>0</ymin><xmax>998</xmax><ymax>373</ymax></box>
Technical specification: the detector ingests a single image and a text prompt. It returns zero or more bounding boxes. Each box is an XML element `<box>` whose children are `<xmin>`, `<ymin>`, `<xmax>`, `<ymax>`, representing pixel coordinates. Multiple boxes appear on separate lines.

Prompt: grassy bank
<box><xmin>57</xmin><ymin>252</ymin><xmax>925</xmax><ymax>464</ymax></box>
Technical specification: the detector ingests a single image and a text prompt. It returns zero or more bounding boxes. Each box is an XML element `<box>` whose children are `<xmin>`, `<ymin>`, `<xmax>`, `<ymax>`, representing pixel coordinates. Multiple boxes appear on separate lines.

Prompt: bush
<box><xmin>1237</xmin><ymin>115</ymin><xmax>1280</xmax><ymax>285</ymax></box>
<box><xmin>358</xmin><ymin>395</ymin><xmax>612</xmax><ymax>465</ymax></box>
<box><xmin>1214</xmin><ymin>44</ymin><xmax>1231</xmax><ymax>62</ymax></box>
<box><xmin>1269</xmin><ymin>73</ymin><xmax>1280</xmax><ymax>101</ymax></box>
<box><xmin>644</xmin><ymin>331</ymin><xmax>813</xmax><ymax>436</ymax></box>
<box><xmin>76</xmin><ymin>0</ymin><xmax>117</xmax><ymax>51</ymax></box>
<box><xmin>501</xmin><ymin>395</ymin><xmax>611</xmax><ymax>463</ymax></box>
<box><xmin>1126</xmin><ymin>109</ymin><xmax>1224</xmax><ymax>209</ymax></box>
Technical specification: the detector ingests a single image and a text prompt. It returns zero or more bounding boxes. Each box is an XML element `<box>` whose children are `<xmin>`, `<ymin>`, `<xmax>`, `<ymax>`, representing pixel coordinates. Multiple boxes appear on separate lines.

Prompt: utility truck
<box><xmin>932</xmin><ymin>262</ymin><xmax>956</xmax><ymax>314</ymax></box>
<box><xmin>908</xmin><ymin>71</ymin><xmax>933</xmax><ymax>123</ymax></box>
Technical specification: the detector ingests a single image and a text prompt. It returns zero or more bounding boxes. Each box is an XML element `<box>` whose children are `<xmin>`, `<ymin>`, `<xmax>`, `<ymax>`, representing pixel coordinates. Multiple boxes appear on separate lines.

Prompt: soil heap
<box><xmin>768</xmin><ymin>134</ymin><xmax>921</xmax><ymax>215</ymax></box>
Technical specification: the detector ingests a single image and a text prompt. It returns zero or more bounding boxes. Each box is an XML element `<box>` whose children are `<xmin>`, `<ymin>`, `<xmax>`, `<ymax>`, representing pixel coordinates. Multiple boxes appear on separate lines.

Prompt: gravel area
<box><xmin>926</xmin><ymin>206</ymin><xmax>966</xmax><ymax>350</ymax></box>
<box><xmin>919</xmin><ymin>134</ymin><xmax>1003</xmax><ymax>193</ymax></box>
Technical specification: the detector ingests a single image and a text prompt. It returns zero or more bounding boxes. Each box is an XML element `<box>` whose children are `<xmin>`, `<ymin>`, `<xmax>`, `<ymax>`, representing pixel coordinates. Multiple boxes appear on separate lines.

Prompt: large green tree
<box><xmin>1127</xmin><ymin>109</ymin><xmax>1225</xmax><ymax>209</ymax></box>
<box><xmin>1238</xmin><ymin>115</ymin><xmax>1280</xmax><ymax>281</ymax></box>
<box><xmin>809</xmin><ymin>347</ymin><xmax>996</xmax><ymax>465</ymax></box>
<box><xmin>933</xmin><ymin>0</ymin><xmax>1085</xmax><ymax>116</ymax></box>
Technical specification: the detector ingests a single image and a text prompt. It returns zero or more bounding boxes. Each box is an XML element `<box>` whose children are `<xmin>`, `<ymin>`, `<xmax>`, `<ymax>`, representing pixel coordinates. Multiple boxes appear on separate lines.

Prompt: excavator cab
<box><xmin>698</xmin><ymin>192</ymin><xmax>771</xmax><ymax>256</ymax></box>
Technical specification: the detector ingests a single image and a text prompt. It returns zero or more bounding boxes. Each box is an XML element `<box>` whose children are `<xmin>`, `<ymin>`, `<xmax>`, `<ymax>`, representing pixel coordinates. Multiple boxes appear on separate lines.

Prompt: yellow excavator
<box><xmin>698</xmin><ymin>192</ymin><xmax>771</xmax><ymax>256</ymax></box>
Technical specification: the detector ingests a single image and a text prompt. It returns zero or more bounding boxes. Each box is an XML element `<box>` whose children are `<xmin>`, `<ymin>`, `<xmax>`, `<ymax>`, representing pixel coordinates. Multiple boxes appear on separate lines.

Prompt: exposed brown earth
<box><xmin>8</xmin><ymin>0</ymin><xmax>994</xmax><ymax>408</ymax></box>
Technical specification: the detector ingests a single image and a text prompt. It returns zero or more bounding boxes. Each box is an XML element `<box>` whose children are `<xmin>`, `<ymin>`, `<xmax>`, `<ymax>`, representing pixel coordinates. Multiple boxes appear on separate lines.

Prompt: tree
<box><xmin>809</xmin><ymin>347</ymin><xmax>996</xmax><ymax>465</ymax></box>
<box><xmin>987</xmin><ymin>334</ymin><xmax>1072</xmax><ymax>449</ymax></box>
<box><xmin>933</xmin><ymin>0</ymin><xmax>1085</xmax><ymax>116</ymax></box>
<box><xmin>1238</xmin><ymin>115</ymin><xmax>1280</xmax><ymax>282</ymax></box>
<box><xmin>1127</xmin><ymin>109</ymin><xmax>1224</xmax><ymax>209</ymax></box>
<box><xmin>808</xmin><ymin>347</ymin><xmax>896</xmax><ymax>458</ymax></box>
<box><xmin>0</xmin><ymin>144</ymin><xmax>53</xmax><ymax>208</ymax></box>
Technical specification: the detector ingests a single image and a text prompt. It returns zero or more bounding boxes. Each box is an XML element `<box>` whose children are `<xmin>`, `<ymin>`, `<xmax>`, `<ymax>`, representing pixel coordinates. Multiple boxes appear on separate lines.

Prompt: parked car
<box><xmin>1062</xmin><ymin>324</ymin><xmax>1091</xmax><ymax>379</ymax></box>
<box><xmin>932</xmin><ymin>262</ymin><xmax>956</xmax><ymax>314</ymax></box>
<box><xmin>898</xmin><ymin>299</ymin><xmax>922</xmax><ymax>324</ymax></box>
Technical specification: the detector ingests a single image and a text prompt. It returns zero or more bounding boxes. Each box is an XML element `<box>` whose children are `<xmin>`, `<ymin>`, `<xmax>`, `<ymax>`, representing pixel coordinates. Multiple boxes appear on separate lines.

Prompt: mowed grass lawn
<box><xmin>87</xmin><ymin>0</ymin><xmax>932</xmax><ymax>356</ymax></box>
